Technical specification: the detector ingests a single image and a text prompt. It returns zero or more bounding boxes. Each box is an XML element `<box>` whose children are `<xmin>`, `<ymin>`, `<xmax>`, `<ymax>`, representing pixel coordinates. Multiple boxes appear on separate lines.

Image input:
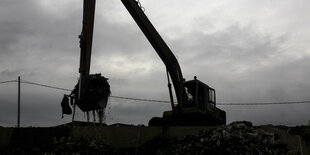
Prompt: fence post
<box><xmin>17</xmin><ymin>76</ymin><xmax>20</xmax><ymax>128</ymax></box>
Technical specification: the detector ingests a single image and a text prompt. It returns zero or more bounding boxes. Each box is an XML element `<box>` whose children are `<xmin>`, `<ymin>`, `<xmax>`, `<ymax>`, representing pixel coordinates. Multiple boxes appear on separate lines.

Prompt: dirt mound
<box><xmin>155</xmin><ymin>121</ymin><xmax>287</xmax><ymax>155</ymax></box>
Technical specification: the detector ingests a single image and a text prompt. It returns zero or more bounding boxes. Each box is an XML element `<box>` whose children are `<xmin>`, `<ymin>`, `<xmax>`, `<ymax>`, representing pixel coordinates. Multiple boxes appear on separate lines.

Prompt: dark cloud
<box><xmin>93</xmin><ymin>20</ymin><xmax>151</xmax><ymax>55</ymax></box>
<box><xmin>1</xmin><ymin>0</ymin><xmax>309</xmax><ymax>127</ymax></box>
<box><xmin>171</xmin><ymin>25</ymin><xmax>284</xmax><ymax>67</ymax></box>
<box><xmin>0</xmin><ymin>21</ymin><xmax>24</xmax><ymax>55</ymax></box>
<box><xmin>0</xmin><ymin>69</ymin><xmax>22</xmax><ymax>78</ymax></box>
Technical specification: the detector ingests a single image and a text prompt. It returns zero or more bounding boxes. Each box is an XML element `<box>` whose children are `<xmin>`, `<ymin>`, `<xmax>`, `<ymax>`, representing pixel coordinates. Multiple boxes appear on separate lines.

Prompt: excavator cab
<box><xmin>153</xmin><ymin>76</ymin><xmax>226</xmax><ymax>126</ymax></box>
<box><xmin>184</xmin><ymin>76</ymin><xmax>216</xmax><ymax>113</ymax></box>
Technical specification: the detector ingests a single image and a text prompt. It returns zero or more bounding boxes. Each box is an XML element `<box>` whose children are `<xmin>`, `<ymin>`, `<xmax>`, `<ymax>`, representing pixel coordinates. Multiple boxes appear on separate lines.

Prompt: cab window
<box><xmin>209</xmin><ymin>89</ymin><xmax>215</xmax><ymax>103</ymax></box>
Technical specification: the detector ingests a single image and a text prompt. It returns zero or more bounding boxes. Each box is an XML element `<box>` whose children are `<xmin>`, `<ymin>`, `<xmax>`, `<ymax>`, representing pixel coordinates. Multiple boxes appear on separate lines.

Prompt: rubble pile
<box><xmin>290</xmin><ymin>125</ymin><xmax>310</xmax><ymax>142</ymax></box>
<box><xmin>158</xmin><ymin>121</ymin><xmax>287</xmax><ymax>155</ymax></box>
<box><xmin>43</xmin><ymin>137</ymin><xmax>113</xmax><ymax>154</ymax></box>
<box><xmin>3</xmin><ymin>121</ymin><xmax>304</xmax><ymax>154</ymax></box>
<box><xmin>3</xmin><ymin>137</ymin><xmax>112</xmax><ymax>154</ymax></box>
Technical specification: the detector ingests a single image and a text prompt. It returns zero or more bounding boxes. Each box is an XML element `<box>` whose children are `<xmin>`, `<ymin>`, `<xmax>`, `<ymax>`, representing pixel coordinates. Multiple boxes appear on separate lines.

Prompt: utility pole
<box><xmin>17</xmin><ymin>76</ymin><xmax>20</xmax><ymax>128</ymax></box>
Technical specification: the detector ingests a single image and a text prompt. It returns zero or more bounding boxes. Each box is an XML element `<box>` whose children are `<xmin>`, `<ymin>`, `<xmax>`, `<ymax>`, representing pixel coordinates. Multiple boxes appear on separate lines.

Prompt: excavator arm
<box><xmin>121</xmin><ymin>0</ymin><xmax>187</xmax><ymax>110</ymax></box>
<box><xmin>71</xmin><ymin>0</ymin><xmax>110</xmax><ymax>113</ymax></box>
<box><xmin>79</xmin><ymin>0</ymin><xmax>96</xmax><ymax>98</ymax></box>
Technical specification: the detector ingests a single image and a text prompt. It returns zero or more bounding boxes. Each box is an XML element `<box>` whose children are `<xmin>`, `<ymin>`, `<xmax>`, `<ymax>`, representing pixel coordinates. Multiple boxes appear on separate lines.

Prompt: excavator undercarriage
<box><xmin>150</xmin><ymin>77</ymin><xmax>226</xmax><ymax>126</ymax></box>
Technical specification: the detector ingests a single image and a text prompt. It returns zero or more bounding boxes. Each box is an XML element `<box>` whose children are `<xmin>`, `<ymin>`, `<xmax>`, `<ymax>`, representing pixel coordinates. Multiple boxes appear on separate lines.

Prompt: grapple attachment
<box><xmin>73</xmin><ymin>73</ymin><xmax>111</xmax><ymax>112</ymax></box>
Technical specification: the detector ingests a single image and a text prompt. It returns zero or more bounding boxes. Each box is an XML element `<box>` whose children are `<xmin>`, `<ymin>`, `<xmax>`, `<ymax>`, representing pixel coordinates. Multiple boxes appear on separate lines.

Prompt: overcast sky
<box><xmin>0</xmin><ymin>0</ymin><xmax>309</xmax><ymax>127</ymax></box>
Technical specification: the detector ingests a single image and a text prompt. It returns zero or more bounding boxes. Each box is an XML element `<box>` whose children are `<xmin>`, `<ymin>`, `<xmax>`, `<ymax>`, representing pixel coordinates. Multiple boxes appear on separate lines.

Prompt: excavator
<box><xmin>121</xmin><ymin>0</ymin><xmax>226</xmax><ymax>126</ymax></box>
<box><xmin>62</xmin><ymin>0</ymin><xmax>226</xmax><ymax>126</ymax></box>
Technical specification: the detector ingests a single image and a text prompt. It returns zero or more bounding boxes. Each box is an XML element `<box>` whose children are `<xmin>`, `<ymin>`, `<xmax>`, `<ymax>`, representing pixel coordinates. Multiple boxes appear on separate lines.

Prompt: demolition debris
<box><xmin>2</xmin><ymin>121</ymin><xmax>309</xmax><ymax>154</ymax></box>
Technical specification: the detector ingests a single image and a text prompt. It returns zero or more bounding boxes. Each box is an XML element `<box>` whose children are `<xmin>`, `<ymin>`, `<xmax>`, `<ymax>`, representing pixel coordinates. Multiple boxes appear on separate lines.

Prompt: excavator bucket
<box><xmin>73</xmin><ymin>74</ymin><xmax>111</xmax><ymax>112</ymax></box>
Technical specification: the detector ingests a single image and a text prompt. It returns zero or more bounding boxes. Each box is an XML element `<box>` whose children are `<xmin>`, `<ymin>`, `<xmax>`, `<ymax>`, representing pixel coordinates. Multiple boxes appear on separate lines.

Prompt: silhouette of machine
<box><xmin>63</xmin><ymin>0</ymin><xmax>226</xmax><ymax>126</ymax></box>
<box><xmin>121</xmin><ymin>0</ymin><xmax>226</xmax><ymax>126</ymax></box>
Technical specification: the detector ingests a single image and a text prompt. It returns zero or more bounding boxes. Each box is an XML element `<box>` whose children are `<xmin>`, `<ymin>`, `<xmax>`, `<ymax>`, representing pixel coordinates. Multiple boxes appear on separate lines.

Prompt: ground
<box><xmin>0</xmin><ymin>121</ymin><xmax>309</xmax><ymax>154</ymax></box>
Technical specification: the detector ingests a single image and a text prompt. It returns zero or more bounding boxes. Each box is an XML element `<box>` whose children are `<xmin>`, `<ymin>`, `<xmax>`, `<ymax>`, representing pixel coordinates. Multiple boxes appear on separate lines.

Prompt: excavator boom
<box><xmin>121</xmin><ymin>0</ymin><xmax>226</xmax><ymax>126</ymax></box>
<box><xmin>121</xmin><ymin>0</ymin><xmax>187</xmax><ymax>109</ymax></box>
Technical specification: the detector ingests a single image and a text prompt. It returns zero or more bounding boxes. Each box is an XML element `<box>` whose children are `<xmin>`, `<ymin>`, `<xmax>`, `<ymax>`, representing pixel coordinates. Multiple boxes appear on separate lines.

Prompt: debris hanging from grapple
<box><xmin>61</xmin><ymin>73</ymin><xmax>111</xmax><ymax>116</ymax></box>
<box><xmin>74</xmin><ymin>73</ymin><xmax>111</xmax><ymax>112</ymax></box>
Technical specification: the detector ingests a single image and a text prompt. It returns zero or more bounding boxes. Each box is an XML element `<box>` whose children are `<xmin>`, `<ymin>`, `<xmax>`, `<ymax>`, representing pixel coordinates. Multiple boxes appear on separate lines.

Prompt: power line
<box><xmin>110</xmin><ymin>95</ymin><xmax>310</xmax><ymax>106</ymax></box>
<box><xmin>19</xmin><ymin>80</ymin><xmax>169</xmax><ymax>103</ymax></box>
<box><xmin>4</xmin><ymin>78</ymin><xmax>310</xmax><ymax>106</ymax></box>
<box><xmin>20</xmin><ymin>80</ymin><xmax>72</xmax><ymax>92</ymax></box>
<box><xmin>217</xmin><ymin>100</ymin><xmax>310</xmax><ymax>106</ymax></box>
<box><xmin>110</xmin><ymin>95</ymin><xmax>171</xmax><ymax>103</ymax></box>
<box><xmin>0</xmin><ymin>80</ymin><xmax>17</xmax><ymax>84</ymax></box>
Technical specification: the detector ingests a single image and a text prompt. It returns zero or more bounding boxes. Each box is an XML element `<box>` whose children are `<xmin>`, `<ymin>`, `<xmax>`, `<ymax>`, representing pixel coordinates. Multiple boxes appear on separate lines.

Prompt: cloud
<box><xmin>1</xmin><ymin>0</ymin><xmax>310</xmax><ymax>126</ymax></box>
